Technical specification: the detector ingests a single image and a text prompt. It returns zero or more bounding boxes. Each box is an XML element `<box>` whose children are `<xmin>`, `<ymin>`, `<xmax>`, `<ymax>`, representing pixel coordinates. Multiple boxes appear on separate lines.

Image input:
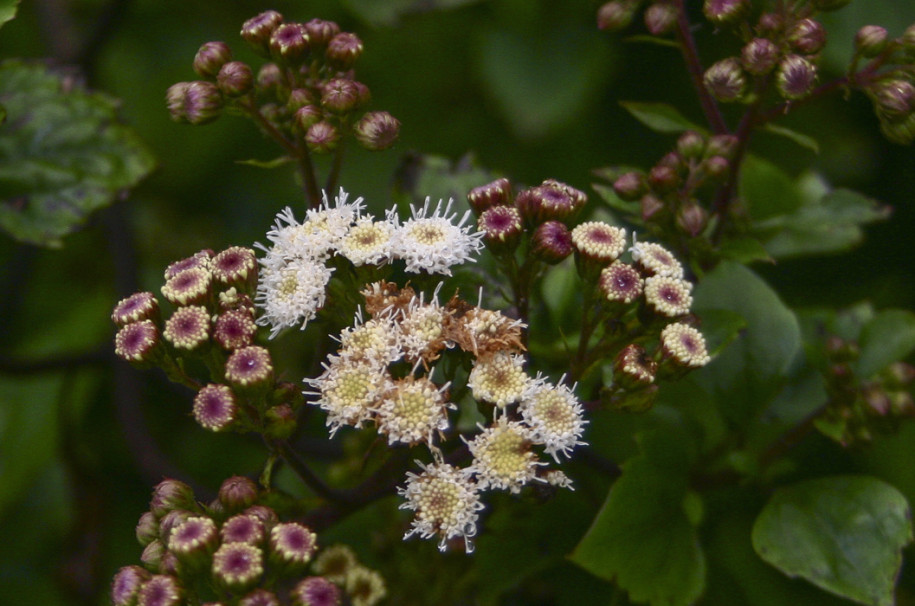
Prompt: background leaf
<box><xmin>0</xmin><ymin>0</ymin><xmax>18</xmax><ymax>30</ymax></box>
<box><xmin>752</xmin><ymin>475</ymin><xmax>913</xmax><ymax>606</ymax></box>
<box><xmin>619</xmin><ymin>101</ymin><xmax>704</xmax><ymax>134</ymax></box>
<box><xmin>855</xmin><ymin>310</ymin><xmax>915</xmax><ymax>377</ymax></box>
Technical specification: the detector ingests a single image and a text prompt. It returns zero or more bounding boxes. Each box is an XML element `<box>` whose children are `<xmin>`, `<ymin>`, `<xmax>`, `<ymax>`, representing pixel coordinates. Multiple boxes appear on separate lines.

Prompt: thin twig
<box><xmin>672</xmin><ymin>0</ymin><xmax>728</xmax><ymax>135</ymax></box>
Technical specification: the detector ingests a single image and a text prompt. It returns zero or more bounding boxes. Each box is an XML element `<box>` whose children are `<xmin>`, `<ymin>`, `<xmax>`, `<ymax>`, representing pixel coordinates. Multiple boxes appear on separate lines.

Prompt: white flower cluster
<box><xmin>254</xmin><ymin>189</ymin><xmax>484</xmax><ymax>338</ymax></box>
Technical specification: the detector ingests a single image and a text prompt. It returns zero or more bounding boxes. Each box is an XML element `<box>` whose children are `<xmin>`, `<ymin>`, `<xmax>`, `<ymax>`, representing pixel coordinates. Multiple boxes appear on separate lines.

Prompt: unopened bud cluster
<box><xmin>853</xmin><ymin>23</ymin><xmax>915</xmax><ymax>144</ymax></box>
<box><xmin>111</xmin><ymin>476</ymin><xmax>386</xmax><ymax>606</ymax></box>
<box><xmin>817</xmin><ymin>336</ymin><xmax>915</xmax><ymax>446</ymax></box>
<box><xmin>166</xmin><ymin>11</ymin><xmax>400</xmax><ymax>152</ymax></box>
<box><xmin>112</xmin><ymin>246</ymin><xmax>304</xmax><ymax>437</ymax></box>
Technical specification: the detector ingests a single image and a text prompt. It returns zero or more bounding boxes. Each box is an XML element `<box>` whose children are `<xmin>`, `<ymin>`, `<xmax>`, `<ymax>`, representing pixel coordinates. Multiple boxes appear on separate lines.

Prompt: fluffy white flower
<box><xmin>338</xmin><ymin>215</ymin><xmax>395</xmax><ymax>266</ymax></box>
<box><xmin>254</xmin><ymin>258</ymin><xmax>333</xmax><ymax>338</ymax></box>
<box><xmin>389</xmin><ymin>197</ymin><xmax>484</xmax><ymax>275</ymax></box>
<box><xmin>519</xmin><ymin>376</ymin><xmax>587</xmax><ymax>461</ymax></box>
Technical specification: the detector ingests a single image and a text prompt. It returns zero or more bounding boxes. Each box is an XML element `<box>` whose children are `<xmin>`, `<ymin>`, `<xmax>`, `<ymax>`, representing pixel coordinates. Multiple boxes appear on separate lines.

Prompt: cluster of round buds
<box><xmin>112</xmin><ymin>476</ymin><xmax>386</xmax><ymax>606</ymax></box>
<box><xmin>254</xmin><ymin>188</ymin><xmax>484</xmax><ymax>339</ymax></box>
<box><xmin>166</xmin><ymin>11</ymin><xmax>400</xmax><ymax>154</ymax></box>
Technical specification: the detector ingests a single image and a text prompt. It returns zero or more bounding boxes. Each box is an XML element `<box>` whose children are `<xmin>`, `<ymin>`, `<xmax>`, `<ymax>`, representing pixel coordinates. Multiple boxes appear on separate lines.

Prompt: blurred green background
<box><xmin>1</xmin><ymin>1</ymin><xmax>914</xmax><ymax>604</ymax></box>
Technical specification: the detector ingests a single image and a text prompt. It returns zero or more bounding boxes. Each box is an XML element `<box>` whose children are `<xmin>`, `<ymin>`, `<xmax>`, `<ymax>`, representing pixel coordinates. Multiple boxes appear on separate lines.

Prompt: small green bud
<box><xmin>777</xmin><ymin>54</ymin><xmax>817</xmax><ymax>100</ymax></box>
<box><xmin>676</xmin><ymin>130</ymin><xmax>706</xmax><ymax>158</ymax></box>
<box><xmin>256</xmin><ymin>63</ymin><xmax>283</xmax><ymax>98</ymax></box>
<box><xmin>855</xmin><ymin>25</ymin><xmax>889</xmax><ymax>58</ymax></box>
<box><xmin>303</xmin><ymin>18</ymin><xmax>340</xmax><ymax>48</ymax></box>
<box><xmin>648</xmin><ymin>164</ymin><xmax>679</xmax><ymax>192</ymax></box>
<box><xmin>741</xmin><ymin>38</ymin><xmax>780</xmax><ymax>75</ymax></box>
<box><xmin>468</xmin><ymin>178</ymin><xmax>512</xmax><ymax>213</ymax></box>
<box><xmin>703</xmin><ymin>0</ymin><xmax>749</xmax><ymax>25</ymax></box>
<box><xmin>705</xmin><ymin>133</ymin><xmax>738</xmax><ymax>159</ymax></box>
<box><xmin>788</xmin><ymin>18</ymin><xmax>826</xmax><ymax>55</ymax></box>
<box><xmin>193</xmin><ymin>41</ymin><xmax>232</xmax><ymax>79</ymax></box>
<box><xmin>644</xmin><ymin>3</ymin><xmax>678</xmax><ymax>36</ymax></box>
<box><xmin>353</xmin><ymin>111</ymin><xmax>401</xmax><ymax>151</ymax></box>
<box><xmin>704</xmin><ymin>58</ymin><xmax>747</xmax><ymax>102</ymax></box>
<box><xmin>305</xmin><ymin>121</ymin><xmax>340</xmax><ymax>153</ymax></box>
<box><xmin>264</xmin><ymin>404</ymin><xmax>297</xmax><ymax>440</ymax></box>
<box><xmin>294</xmin><ymin>105</ymin><xmax>323</xmax><ymax>131</ymax></box>
<box><xmin>641</xmin><ymin>193</ymin><xmax>665</xmax><ymax>221</ymax></box>
<box><xmin>241</xmin><ymin>10</ymin><xmax>284</xmax><ymax>57</ymax></box>
<box><xmin>597</xmin><ymin>0</ymin><xmax>639</xmax><ymax>32</ymax></box>
<box><xmin>676</xmin><ymin>202</ymin><xmax>708</xmax><ymax>236</ymax></box>
<box><xmin>136</xmin><ymin>511</ymin><xmax>159</xmax><ymax>546</ymax></box>
<box><xmin>326</xmin><ymin>32</ymin><xmax>363</xmax><ymax>69</ymax></box>
<box><xmin>140</xmin><ymin>540</ymin><xmax>166</xmax><ymax>572</ymax></box>
<box><xmin>613</xmin><ymin>171</ymin><xmax>647</xmax><ymax>201</ymax></box>
<box><xmin>270</xmin><ymin>22</ymin><xmax>310</xmax><ymax>64</ymax></box>
<box><xmin>703</xmin><ymin>155</ymin><xmax>730</xmax><ymax>179</ymax></box>
<box><xmin>218</xmin><ymin>476</ymin><xmax>260</xmax><ymax>513</ymax></box>
<box><xmin>183</xmin><ymin>81</ymin><xmax>224</xmax><ymax>125</ymax></box>
<box><xmin>873</xmin><ymin>80</ymin><xmax>915</xmax><ymax>118</ymax></box>
<box><xmin>216</xmin><ymin>61</ymin><xmax>253</xmax><ymax>97</ymax></box>
<box><xmin>150</xmin><ymin>479</ymin><xmax>196</xmax><ymax>518</ymax></box>
<box><xmin>321</xmin><ymin>78</ymin><xmax>360</xmax><ymax>114</ymax></box>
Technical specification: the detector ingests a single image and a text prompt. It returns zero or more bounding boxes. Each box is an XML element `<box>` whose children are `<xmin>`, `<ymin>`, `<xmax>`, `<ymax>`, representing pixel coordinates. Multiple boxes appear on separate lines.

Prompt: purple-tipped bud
<box><xmin>222</xmin><ymin>514</ymin><xmax>266</xmax><ymax>545</ymax></box>
<box><xmin>270</xmin><ymin>22</ymin><xmax>310</xmax><ymax>63</ymax></box>
<box><xmin>777</xmin><ymin>54</ymin><xmax>817</xmax><ymax>100</ymax></box>
<box><xmin>903</xmin><ymin>25</ymin><xmax>915</xmax><ymax>50</ymax></box>
<box><xmin>741</xmin><ymin>38</ymin><xmax>780</xmax><ymax>75</ymax></box>
<box><xmin>660</xmin><ymin>323</ymin><xmax>712</xmax><ymax>369</ymax></box>
<box><xmin>703</xmin><ymin>155</ymin><xmax>730</xmax><ymax>179</ymax></box>
<box><xmin>571</xmin><ymin>221</ymin><xmax>627</xmax><ymax>265</ymax></box>
<box><xmin>245</xmin><ymin>505</ymin><xmax>279</xmax><ymax>529</ymax></box>
<box><xmin>194</xmin><ymin>42</ymin><xmax>232</xmax><ymax>79</ymax></box>
<box><xmin>193</xmin><ymin>384</ymin><xmax>239</xmax><ymax>431</ymax></box>
<box><xmin>541</xmin><ymin>179</ymin><xmax>587</xmax><ymax>220</ymax></box>
<box><xmin>326</xmin><ymin>32</ymin><xmax>363</xmax><ymax>69</ymax></box>
<box><xmin>352</xmin><ymin>81</ymin><xmax>371</xmax><ymax>106</ymax></box>
<box><xmin>468</xmin><ymin>178</ymin><xmax>512</xmax><ymax>213</ymax></box>
<box><xmin>703</xmin><ymin>0</ymin><xmax>749</xmax><ymax>25</ymax></box>
<box><xmin>353</xmin><ymin>111</ymin><xmax>400</xmax><ymax>151</ymax></box>
<box><xmin>168</xmin><ymin>516</ymin><xmax>219</xmax><ymax>566</ymax></box>
<box><xmin>165</xmin><ymin>82</ymin><xmax>190</xmax><ymax>123</ymax></box>
<box><xmin>855</xmin><ymin>26</ymin><xmax>889</xmax><ymax>58</ymax></box>
<box><xmin>292</xmin><ymin>576</ymin><xmax>342</xmax><ymax>606</ymax></box>
<box><xmin>812</xmin><ymin>0</ymin><xmax>851</xmax><ymax>11</ymax></box>
<box><xmin>644</xmin><ymin>3</ymin><xmax>678</xmax><ymax>36</ymax></box>
<box><xmin>111</xmin><ymin>566</ymin><xmax>151</xmax><ymax>606</ymax></box>
<box><xmin>287</xmin><ymin>88</ymin><xmax>315</xmax><ymax>112</ymax></box>
<box><xmin>531</xmin><ymin>221</ymin><xmax>573</xmax><ymax>264</ymax></box>
<box><xmin>214</xmin><ymin>310</ymin><xmax>257</xmax><ymax>351</ymax></box>
<box><xmin>241</xmin><ymin>10</ymin><xmax>284</xmax><ymax>57</ymax></box>
<box><xmin>163</xmin><ymin>306</ymin><xmax>210</xmax><ymax>351</ymax></box>
<box><xmin>705</xmin><ymin>134</ymin><xmax>738</xmax><ymax>159</ymax></box>
<box><xmin>219</xmin><ymin>476</ymin><xmax>260</xmax><ymax>512</ymax></box>
<box><xmin>704</xmin><ymin>58</ymin><xmax>746</xmax><ymax>102</ymax></box>
<box><xmin>115</xmin><ymin>320</ymin><xmax>160</xmax><ymax>364</ymax></box>
<box><xmin>150</xmin><ymin>479</ymin><xmax>197</xmax><ymax>518</ymax></box>
<box><xmin>597</xmin><ymin>1</ymin><xmax>638</xmax><ymax>32</ymax></box>
<box><xmin>612</xmin><ymin>171</ymin><xmax>647</xmax><ymax>201</ymax></box>
<box><xmin>158</xmin><ymin>510</ymin><xmax>194</xmax><ymax>544</ymax></box>
<box><xmin>478</xmin><ymin>206</ymin><xmax>523</xmax><ymax>252</ymax></box>
<box><xmin>212</xmin><ymin>543</ymin><xmax>264</xmax><ymax>591</ymax></box>
<box><xmin>256</xmin><ymin>63</ymin><xmax>283</xmax><ymax>98</ymax></box>
<box><xmin>873</xmin><ymin>80</ymin><xmax>915</xmax><ymax>118</ymax></box>
<box><xmin>880</xmin><ymin>112</ymin><xmax>915</xmax><ymax>145</ymax></box>
<box><xmin>140</xmin><ymin>540</ymin><xmax>166</xmax><ymax>571</ymax></box>
<box><xmin>788</xmin><ymin>18</ymin><xmax>826</xmax><ymax>55</ymax></box>
<box><xmin>295</xmin><ymin>106</ymin><xmax>323</xmax><ymax>131</ymax></box>
<box><xmin>240</xmin><ymin>590</ymin><xmax>280</xmax><ymax>606</ymax></box>
<box><xmin>657</xmin><ymin>151</ymin><xmax>683</xmax><ymax>170</ymax></box>
<box><xmin>136</xmin><ymin>511</ymin><xmax>159</xmax><ymax>546</ymax></box>
<box><xmin>757</xmin><ymin>12</ymin><xmax>783</xmax><ymax>35</ymax></box>
<box><xmin>304</xmin><ymin>18</ymin><xmax>341</xmax><ymax>48</ymax></box>
<box><xmin>212</xmin><ymin>246</ymin><xmax>257</xmax><ymax>287</ymax></box>
<box><xmin>676</xmin><ymin>131</ymin><xmax>706</xmax><ymax>159</ymax></box>
<box><xmin>161</xmin><ymin>267</ymin><xmax>212</xmax><ymax>306</ymax></box>
<box><xmin>269</xmin><ymin>522</ymin><xmax>318</xmax><ymax>570</ymax></box>
<box><xmin>615</xmin><ymin>344</ymin><xmax>657</xmax><ymax>388</ymax></box>
<box><xmin>648</xmin><ymin>165</ymin><xmax>679</xmax><ymax>192</ymax></box>
<box><xmin>321</xmin><ymin>78</ymin><xmax>360</xmax><ymax>114</ymax></box>
<box><xmin>137</xmin><ymin>574</ymin><xmax>182</xmax><ymax>606</ymax></box>
<box><xmin>264</xmin><ymin>404</ymin><xmax>297</xmax><ymax>440</ymax></box>
<box><xmin>217</xmin><ymin>62</ymin><xmax>253</xmax><ymax>97</ymax></box>
<box><xmin>165</xmin><ymin>250</ymin><xmax>211</xmax><ymax>279</ymax></box>
<box><xmin>676</xmin><ymin>202</ymin><xmax>708</xmax><ymax>236</ymax></box>
<box><xmin>599</xmin><ymin>261</ymin><xmax>644</xmax><ymax>304</ymax></box>
<box><xmin>183</xmin><ymin>81</ymin><xmax>224</xmax><ymax>125</ymax></box>
<box><xmin>305</xmin><ymin>121</ymin><xmax>340</xmax><ymax>153</ymax></box>
<box><xmin>641</xmin><ymin>194</ymin><xmax>664</xmax><ymax>221</ymax></box>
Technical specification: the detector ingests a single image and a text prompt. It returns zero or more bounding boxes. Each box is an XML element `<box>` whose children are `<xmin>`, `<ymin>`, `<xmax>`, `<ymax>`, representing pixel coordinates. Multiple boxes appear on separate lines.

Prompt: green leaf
<box><xmin>739</xmin><ymin>154</ymin><xmax>804</xmax><ymax>221</ymax></box>
<box><xmin>856</xmin><ymin>310</ymin><xmax>915</xmax><ymax>377</ymax></box>
<box><xmin>393</xmin><ymin>152</ymin><xmax>494</xmax><ymax>210</ymax></box>
<box><xmin>235</xmin><ymin>156</ymin><xmax>293</xmax><ymax>169</ymax></box>
<box><xmin>592</xmin><ymin>182</ymin><xmax>641</xmax><ymax>215</ymax></box>
<box><xmin>619</xmin><ymin>101</ymin><xmax>705</xmax><ymax>134</ymax></box>
<box><xmin>758</xmin><ymin>189</ymin><xmax>890</xmax><ymax>259</ymax></box>
<box><xmin>0</xmin><ymin>0</ymin><xmax>19</xmax><ymax>30</ymax></box>
<box><xmin>752</xmin><ymin>475</ymin><xmax>913</xmax><ymax>606</ymax></box>
<box><xmin>762</xmin><ymin>123</ymin><xmax>820</xmax><ymax>154</ymax></box>
<box><xmin>572</xmin><ymin>424</ymin><xmax>706</xmax><ymax>606</ymax></box>
<box><xmin>717</xmin><ymin>236</ymin><xmax>774</xmax><ymax>264</ymax></box>
<box><xmin>342</xmin><ymin>0</ymin><xmax>483</xmax><ymax>26</ymax></box>
<box><xmin>622</xmin><ymin>34</ymin><xmax>681</xmax><ymax>49</ymax></box>
<box><xmin>692</xmin><ymin>261</ymin><xmax>802</xmax><ymax>425</ymax></box>
<box><xmin>0</xmin><ymin>61</ymin><xmax>156</xmax><ymax>247</ymax></box>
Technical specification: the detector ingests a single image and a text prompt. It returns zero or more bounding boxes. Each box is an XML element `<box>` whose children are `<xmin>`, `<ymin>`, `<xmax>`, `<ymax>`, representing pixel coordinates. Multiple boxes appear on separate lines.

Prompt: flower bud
<box><xmin>703</xmin><ymin>155</ymin><xmax>730</xmax><ymax>179</ymax></box>
<box><xmin>138</xmin><ymin>575</ymin><xmax>182</xmax><ymax>606</ymax></box>
<box><xmin>194</xmin><ymin>41</ymin><xmax>232</xmax><ymax>79</ymax></box>
<box><xmin>812</xmin><ymin>0</ymin><xmax>851</xmax><ymax>11</ymax></box>
<box><xmin>326</xmin><ymin>32</ymin><xmax>363</xmax><ymax>69</ymax></box>
<box><xmin>115</xmin><ymin>320</ymin><xmax>160</xmax><ymax>364</ymax></box>
<box><xmin>741</xmin><ymin>38</ymin><xmax>780</xmax><ymax>75</ymax></box>
<box><xmin>531</xmin><ymin>221</ymin><xmax>573</xmax><ymax>264</ymax></box>
<box><xmin>269</xmin><ymin>522</ymin><xmax>318</xmax><ymax>572</ymax></box>
<box><xmin>287</xmin><ymin>90</ymin><xmax>314</xmax><ymax>114</ymax></box>
<box><xmin>703</xmin><ymin>0</ymin><xmax>749</xmax><ymax>25</ymax></box>
<box><xmin>873</xmin><ymin>80</ymin><xmax>915</xmax><ymax>118</ymax></box>
<box><xmin>676</xmin><ymin>131</ymin><xmax>706</xmax><ymax>159</ymax></box>
<box><xmin>241</xmin><ymin>11</ymin><xmax>284</xmax><ymax>57</ymax></box>
<box><xmin>294</xmin><ymin>105</ymin><xmax>323</xmax><ymax>131</ymax></box>
<box><xmin>212</xmin><ymin>543</ymin><xmax>264</xmax><ymax>592</ymax></box>
<box><xmin>777</xmin><ymin>54</ymin><xmax>817</xmax><ymax>100</ymax></box>
<box><xmin>788</xmin><ymin>18</ymin><xmax>826</xmax><ymax>55</ymax></box>
<box><xmin>648</xmin><ymin>164</ymin><xmax>679</xmax><ymax>192</ymax></box>
<box><xmin>571</xmin><ymin>221</ymin><xmax>627</xmax><ymax>266</ymax></box>
<box><xmin>217</xmin><ymin>61</ymin><xmax>253</xmax><ymax>97</ymax></box>
<box><xmin>599</xmin><ymin>261</ymin><xmax>644</xmax><ymax>305</ymax></box>
<box><xmin>614</xmin><ymin>344</ymin><xmax>657</xmax><ymax>389</ymax></box>
<box><xmin>270</xmin><ymin>22</ymin><xmax>310</xmax><ymax>64</ymax></box>
<box><xmin>676</xmin><ymin>201</ymin><xmax>708</xmax><ymax>236</ymax></box>
<box><xmin>705</xmin><ymin>133</ymin><xmax>738</xmax><ymax>159</ymax></box>
<box><xmin>321</xmin><ymin>78</ymin><xmax>360</xmax><ymax>114</ymax></box>
<box><xmin>168</xmin><ymin>516</ymin><xmax>219</xmax><ymax>570</ymax></box>
<box><xmin>140</xmin><ymin>540</ymin><xmax>166</xmax><ymax>571</ymax></box>
<box><xmin>292</xmin><ymin>576</ymin><xmax>341</xmax><ymax>606</ymax></box>
<box><xmin>265</xmin><ymin>404</ymin><xmax>297</xmax><ymax>440</ymax></box>
<box><xmin>354</xmin><ymin>111</ymin><xmax>400</xmax><ymax>151</ymax></box>
<box><xmin>219</xmin><ymin>476</ymin><xmax>260</xmax><ymax>512</ymax></box>
<box><xmin>880</xmin><ymin>111</ymin><xmax>915</xmax><ymax>145</ymax></box>
<box><xmin>158</xmin><ymin>509</ymin><xmax>194</xmax><ymax>545</ymax></box>
<box><xmin>610</xmin><ymin>171</ymin><xmax>644</xmax><ymax>201</ymax></box>
<box><xmin>305</xmin><ymin>121</ymin><xmax>340</xmax><ymax>153</ymax></box>
<box><xmin>150</xmin><ymin>479</ymin><xmax>196</xmax><ymax>518</ymax></box>
<box><xmin>704</xmin><ymin>58</ymin><xmax>746</xmax><ymax>102</ymax></box>
<box><xmin>111</xmin><ymin>566</ymin><xmax>150</xmax><ymax>606</ymax></box>
<box><xmin>193</xmin><ymin>384</ymin><xmax>239</xmax><ymax>431</ymax></box>
<box><xmin>597</xmin><ymin>1</ymin><xmax>638</xmax><ymax>32</ymax></box>
<box><xmin>256</xmin><ymin>63</ymin><xmax>283</xmax><ymax>98</ymax></box>
<box><xmin>855</xmin><ymin>25</ymin><xmax>889</xmax><ymax>58</ymax></box>
<box><xmin>641</xmin><ymin>194</ymin><xmax>664</xmax><ymax>221</ymax></box>
<box><xmin>902</xmin><ymin>24</ymin><xmax>915</xmax><ymax>51</ymax></box>
<box><xmin>165</xmin><ymin>82</ymin><xmax>190</xmax><ymax>122</ymax></box>
<box><xmin>644</xmin><ymin>3</ymin><xmax>678</xmax><ymax>36</ymax></box>
<box><xmin>304</xmin><ymin>18</ymin><xmax>340</xmax><ymax>48</ymax></box>
<box><xmin>136</xmin><ymin>511</ymin><xmax>159</xmax><ymax>546</ymax></box>
<box><xmin>478</xmin><ymin>205</ymin><xmax>523</xmax><ymax>253</ymax></box>
<box><xmin>183</xmin><ymin>81</ymin><xmax>223</xmax><ymax>125</ymax></box>
<box><xmin>468</xmin><ymin>178</ymin><xmax>512</xmax><ymax>213</ymax></box>
<box><xmin>352</xmin><ymin>80</ymin><xmax>371</xmax><ymax>107</ymax></box>
<box><xmin>660</xmin><ymin>322</ymin><xmax>711</xmax><ymax>369</ymax></box>
<box><xmin>757</xmin><ymin>12</ymin><xmax>783</xmax><ymax>35</ymax></box>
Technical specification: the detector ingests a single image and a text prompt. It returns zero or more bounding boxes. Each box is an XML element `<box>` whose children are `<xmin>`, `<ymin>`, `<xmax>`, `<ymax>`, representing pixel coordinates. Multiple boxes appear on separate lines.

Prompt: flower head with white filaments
<box><xmin>398</xmin><ymin>460</ymin><xmax>484</xmax><ymax>553</ymax></box>
<box><xmin>262</xmin><ymin>189</ymin><xmax>364</xmax><ymax>263</ymax></box>
<box><xmin>519</xmin><ymin>375</ymin><xmax>587</xmax><ymax>462</ymax></box>
<box><xmin>388</xmin><ymin>197</ymin><xmax>484</xmax><ymax>275</ymax></box>
<box><xmin>254</xmin><ymin>257</ymin><xmax>333</xmax><ymax>338</ymax></box>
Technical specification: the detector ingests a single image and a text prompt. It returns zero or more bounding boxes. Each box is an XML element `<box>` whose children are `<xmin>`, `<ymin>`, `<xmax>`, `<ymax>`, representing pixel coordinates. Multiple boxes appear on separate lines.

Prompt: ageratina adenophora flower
<box><xmin>137</xmin><ymin>574</ymin><xmax>183</xmax><ymax>606</ymax></box>
<box><xmin>214</xmin><ymin>309</ymin><xmax>258</xmax><ymax>350</ymax></box>
<box><xmin>222</xmin><ymin>514</ymin><xmax>266</xmax><ymax>545</ymax></box>
<box><xmin>225</xmin><ymin>346</ymin><xmax>274</xmax><ymax>388</ymax></box>
<box><xmin>599</xmin><ymin>261</ymin><xmax>643</xmax><ymax>304</ymax></box>
<box><xmin>389</xmin><ymin>197</ymin><xmax>484</xmax><ymax>275</ymax></box>
<box><xmin>398</xmin><ymin>461</ymin><xmax>484</xmax><ymax>553</ymax></box>
<box><xmin>660</xmin><ymin>322</ymin><xmax>712</xmax><ymax>368</ymax></box>
<box><xmin>163</xmin><ymin>306</ymin><xmax>210</xmax><ymax>350</ymax></box>
<box><xmin>345</xmin><ymin>566</ymin><xmax>387</xmax><ymax>606</ymax></box>
<box><xmin>161</xmin><ymin>267</ymin><xmax>212</xmax><ymax>306</ymax></box>
<box><xmin>571</xmin><ymin>221</ymin><xmax>627</xmax><ymax>264</ymax></box>
<box><xmin>644</xmin><ymin>275</ymin><xmax>693</xmax><ymax>317</ymax></box>
<box><xmin>112</xmin><ymin>291</ymin><xmax>159</xmax><ymax>326</ymax></box>
<box><xmin>375</xmin><ymin>376</ymin><xmax>454</xmax><ymax>446</ymax></box>
<box><xmin>292</xmin><ymin>576</ymin><xmax>342</xmax><ymax>606</ymax></box>
<box><xmin>337</xmin><ymin>216</ymin><xmax>394</xmax><ymax>266</ymax></box>
<box><xmin>212</xmin><ymin>542</ymin><xmax>264</xmax><ymax>591</ymax></box>
<box><xmin>305</xmin><ymin>355</ymin><xmax>392</xmax><ymax>434</ymax></box>
<box><xmin>193</xmin><ymin>384</ymin><xmax>238</xmax><ymax>431</ymax></box>
<box><xmin>269</xmin><ymin>522</ymin><xmax>318</xmax><ymax>569</ymax></box>
<box><xmin>115</xmin><ymin>320</ymin><xmax>160</xmax><ymax>363</ymax></box>
<box><xmin>466</xmin><ymin>417</ymin><xmax>544</xmax><ymax>493</ymax></box>
<box><xmin>519</xmin><ymin>377</ymin><xmax>587</xmax><ymax>461</ymax></box>
<box><xmin>630</xmin><ymin>237</ymin><xmax>684</xmax><ymax>278</ymax></box>
<box><xmin>255</xmin><ymin>259</ymin><xmax>333</xmax><ymax>338</ymax></box>
<box><xmin>468</xmin><ymin>351</ymin><xmax>530</xmax><ymax>408</ymax></box>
